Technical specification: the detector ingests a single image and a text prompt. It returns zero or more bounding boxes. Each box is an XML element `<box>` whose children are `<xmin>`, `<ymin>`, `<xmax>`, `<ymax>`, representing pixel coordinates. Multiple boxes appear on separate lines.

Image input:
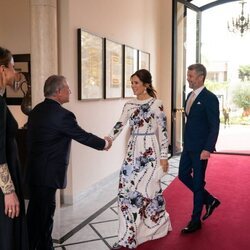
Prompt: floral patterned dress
<box><xmin>109</xmin><ymin>97</ymin><xmax>172</xmax><ymax>249</ymax></box>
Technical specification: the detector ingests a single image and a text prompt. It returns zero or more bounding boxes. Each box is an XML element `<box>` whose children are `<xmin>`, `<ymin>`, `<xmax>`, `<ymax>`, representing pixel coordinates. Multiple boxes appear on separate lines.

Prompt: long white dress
<box><xmin>109</xmin><ymin>97</ymin><xmax>172</xmax><ymax>249</ymax></box>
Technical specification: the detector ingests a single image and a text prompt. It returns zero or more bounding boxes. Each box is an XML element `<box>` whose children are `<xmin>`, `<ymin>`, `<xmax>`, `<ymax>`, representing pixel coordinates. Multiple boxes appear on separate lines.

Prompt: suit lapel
<box><xmin>186</xmin><ymin>87</ymin><xmax>207</xmax><ymax>115</ymax></box>
<box><xmin>185</xmin><ymin>92</ymin><xmax>193</xmax><ymax>115</ymax></box>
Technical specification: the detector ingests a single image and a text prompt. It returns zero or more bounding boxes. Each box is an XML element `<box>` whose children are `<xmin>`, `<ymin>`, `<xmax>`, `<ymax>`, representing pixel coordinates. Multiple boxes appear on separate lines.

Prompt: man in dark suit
<box><xmin>26</xmin><ymin>75</ymin><xmax>112</xmax><ymax>250</ymax></box>
<box><xmin>178</xmin><ymin>63</ymin><xmax>220</xmax><ymax>234</ymax></box>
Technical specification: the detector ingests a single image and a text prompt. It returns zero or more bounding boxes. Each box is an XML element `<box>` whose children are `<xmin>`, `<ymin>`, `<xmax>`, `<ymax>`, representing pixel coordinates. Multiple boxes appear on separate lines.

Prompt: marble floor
<box><xmin>52</xmin><ymin>155</ymin><xmax>180</xmax><ymax>250</ymax></box>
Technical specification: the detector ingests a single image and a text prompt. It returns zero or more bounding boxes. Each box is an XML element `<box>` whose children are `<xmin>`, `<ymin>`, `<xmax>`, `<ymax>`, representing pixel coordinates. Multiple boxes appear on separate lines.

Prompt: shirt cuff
<box><xmin>104</xmin><ymin>139</ymin><xmax>109</xmax><ymax>149</ymax></box>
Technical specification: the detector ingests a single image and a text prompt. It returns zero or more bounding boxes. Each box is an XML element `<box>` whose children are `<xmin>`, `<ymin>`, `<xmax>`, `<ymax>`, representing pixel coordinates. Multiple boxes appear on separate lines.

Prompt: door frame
<box><xmin>171</xmin><ymin>0</ymin><xmax>201</xmax><ymax>156</ymax></box>
<box><xmin>170</xmin><ymin>0</ymin><xmax>240</xmax><ymax>156</ymax></box>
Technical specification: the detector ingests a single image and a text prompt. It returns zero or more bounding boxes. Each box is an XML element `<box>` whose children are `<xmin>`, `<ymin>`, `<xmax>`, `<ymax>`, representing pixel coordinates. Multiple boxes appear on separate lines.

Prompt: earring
<box><xmin>143</xmin><ymin>88</ymin><xmax>147</xmax><ymax>94</ymax></box>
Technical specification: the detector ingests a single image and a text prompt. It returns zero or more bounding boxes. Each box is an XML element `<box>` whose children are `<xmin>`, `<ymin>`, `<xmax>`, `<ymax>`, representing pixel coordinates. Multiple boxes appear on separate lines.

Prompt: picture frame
<box><xmin>123</xmin><ymin>45</ymin><xmax>138</xmax><ymax>98</ymax></box>
<box><xmin>104</xmin><ymin>38</ymin><xmax>123</xmax><ymax>99</ymax></box>
<box><xmin>138</xmin><ymin>50</ymin><xmax>150</xmax><ymax>70</ymax></box>
<box><xmin>5</xmin><ymin>54</ymin><xmax>31</xmax><ymax>105</ymax></box>
<box><xmin>77</xmin><ymin>29</ymin><xmax>104</xmax><ymax>100</ymax></box>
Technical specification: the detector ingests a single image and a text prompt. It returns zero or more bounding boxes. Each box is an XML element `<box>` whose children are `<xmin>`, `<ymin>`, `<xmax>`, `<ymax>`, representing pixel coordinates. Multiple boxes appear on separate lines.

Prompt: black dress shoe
<box><xmin>202</xmin><ymin>198</ymin><xmax>221</xmax><ymax>221</ymax></box>
<box><xmin>181</xmin><ymin>220</ymin><xmax>202</xmax><ymax>234</ymax></box>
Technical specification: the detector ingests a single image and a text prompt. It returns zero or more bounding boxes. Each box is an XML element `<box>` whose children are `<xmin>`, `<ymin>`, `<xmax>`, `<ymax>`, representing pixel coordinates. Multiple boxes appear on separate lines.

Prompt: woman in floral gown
<box><xmin>109</xmin><ymin>69</ymin><xmax>172</xmax><ymax>249</ymax></box>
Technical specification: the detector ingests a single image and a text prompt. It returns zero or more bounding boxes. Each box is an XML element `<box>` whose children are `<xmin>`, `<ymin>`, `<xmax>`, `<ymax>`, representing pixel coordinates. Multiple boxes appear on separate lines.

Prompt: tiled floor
<box><xmin>52</xmin><ymin>155</ymin><xmax>180</xmax><ymax>249</ymax></box>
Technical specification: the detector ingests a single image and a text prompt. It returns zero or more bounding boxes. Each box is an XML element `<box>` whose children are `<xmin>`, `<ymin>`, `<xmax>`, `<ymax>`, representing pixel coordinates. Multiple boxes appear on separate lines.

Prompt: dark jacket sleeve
<box><xmin>204</xmin><ymin>93</ymin><xmax>220</xmax><ymax>152</ymax></box>
<box><xmin>26</xmin><ymin>100</ymin><xmax>106</xmax><ymax>189</ymax></box>
<box><xmin>60</xmin><ymin>109</ymin><xmax>105</xmax><ymax>150</ymax></box>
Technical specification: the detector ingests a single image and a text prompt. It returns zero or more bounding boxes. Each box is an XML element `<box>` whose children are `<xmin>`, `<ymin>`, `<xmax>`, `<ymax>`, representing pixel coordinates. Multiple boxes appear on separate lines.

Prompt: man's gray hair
<box><xmin>188</xmin><ymin>63</ymin><xmax>207</xmax><ymax>81</ymax></box>
<box><xmin>44</xmin><ymin>75</ymin><xmax>66</xmax><ymax>97</ymax></box>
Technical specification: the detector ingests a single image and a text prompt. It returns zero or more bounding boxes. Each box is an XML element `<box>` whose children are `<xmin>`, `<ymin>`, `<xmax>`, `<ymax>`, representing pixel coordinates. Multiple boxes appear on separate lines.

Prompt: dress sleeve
<box><xmin>108</xmin><ymin>103</ymin><xmax>130</xmax><ymax>141</ymax></box>
<box><xmin>155</xmin><ymin>100</ymin><xmax>169</xmax><ymax>159</ymax></box>
<box><xmin>0</xmin><ymin>163</ymin><xmax>15</xmax><ymax>194</ymax></box>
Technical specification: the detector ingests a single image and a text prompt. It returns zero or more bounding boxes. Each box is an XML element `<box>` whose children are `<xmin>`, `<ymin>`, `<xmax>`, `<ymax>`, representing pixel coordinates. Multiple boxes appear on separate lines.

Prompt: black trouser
<box><xmin>178</xmin><ymin>150</ymin><xmax>214</xmax><ymax>222</ymax></box>
<box><xmin>27</xmin><ymin>186</ymin><xmax>57</xmax><ymax>250</ymax></box>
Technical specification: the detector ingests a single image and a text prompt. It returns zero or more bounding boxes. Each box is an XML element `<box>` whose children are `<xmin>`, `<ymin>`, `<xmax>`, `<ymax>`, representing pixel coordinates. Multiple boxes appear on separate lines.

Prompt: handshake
<box><xmin>104</xmin><ymin>136</ymin><xmax>113</xmax><ymax>151</ymax></box>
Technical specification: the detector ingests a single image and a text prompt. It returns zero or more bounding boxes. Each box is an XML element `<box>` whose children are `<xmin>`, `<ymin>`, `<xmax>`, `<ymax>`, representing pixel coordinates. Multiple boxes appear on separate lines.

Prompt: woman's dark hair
<box><xmin>131</xmin><ymin>69</ymin><xmax>157</xmax><ymax>98</ymax></box>
<box><xmin>0</xmin><ymin>46</ymin><xmax>12</xmax><ymax>67</ymax></box>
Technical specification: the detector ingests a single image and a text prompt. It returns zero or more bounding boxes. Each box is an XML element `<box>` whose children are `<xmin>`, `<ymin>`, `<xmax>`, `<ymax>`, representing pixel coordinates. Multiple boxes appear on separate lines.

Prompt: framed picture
<box><xmin>138</xmin><ymin>50</ymin><xmax>150</xmax><ymax>70</ymax></box>
<box><xmin>104</xmin><ymin>39</ymin><xmax>123</xmax><ymax>99</ymax></box>
<box><xmin>123</xmin><ymin>45</ymin><xmax>138</xmax><ymax>98</ymax></box>
<box><xmin>5</xmin><ymin>54</ymin><xmax>31</xmax><ymax>105</ymax></box>
<box><xmin>77</xmin><ymin>29</ymin><xmax>104</xmax><ymax>100</ymax></box>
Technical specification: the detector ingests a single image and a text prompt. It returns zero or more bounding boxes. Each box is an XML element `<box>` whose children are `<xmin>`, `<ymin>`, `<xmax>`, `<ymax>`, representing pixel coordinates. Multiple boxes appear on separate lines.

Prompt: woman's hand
<box><xmin>160</xmin><ymin>159</ymin><xmax>169</xmax><ymax>173</ymax></box>
<box><xmin>4</xmin><ymin>192</ymin><xmax>20</xmax><ymax>219</ymax></box>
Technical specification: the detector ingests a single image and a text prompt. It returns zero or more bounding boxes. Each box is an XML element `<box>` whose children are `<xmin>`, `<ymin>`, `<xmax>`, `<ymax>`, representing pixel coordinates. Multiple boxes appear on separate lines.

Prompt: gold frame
<box><xmin>77</xmin><ymin>29</ymin><xmax>104</xmax><ymax>100</ymax></box>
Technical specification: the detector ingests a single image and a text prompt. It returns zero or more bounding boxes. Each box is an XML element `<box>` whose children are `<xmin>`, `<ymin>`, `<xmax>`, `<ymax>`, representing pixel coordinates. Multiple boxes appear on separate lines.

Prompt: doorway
<box><xmin>171</xmin><ymin>0</ymin><xmax>250</xmax><ymax>155</ymax></box>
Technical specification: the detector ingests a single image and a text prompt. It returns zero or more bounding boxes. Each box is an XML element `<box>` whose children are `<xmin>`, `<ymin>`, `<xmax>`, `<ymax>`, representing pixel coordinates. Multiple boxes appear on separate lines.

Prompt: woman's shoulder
<box><xmin>123</xmin><ymin>97</ymin><xmax>163</xmax><ymax>107</ymax></box>
<box><xmin>153</xmin><ymin>98</ymin><xmax>163</xmax><ymax>105</ymax></box>
<box><xmin>125</xmin><ymin>97</ymin><xmax>135</xmax><ymax>103</ymax></box>
<box><xmin>124</xmin><ymin>98</ymin><xmax>138</xmax><ymax>106</ymax></box>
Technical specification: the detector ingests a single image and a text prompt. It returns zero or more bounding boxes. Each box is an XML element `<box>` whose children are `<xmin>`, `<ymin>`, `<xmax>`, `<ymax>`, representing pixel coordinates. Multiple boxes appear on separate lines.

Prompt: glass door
<box><xmin>171</xmin><ymin>0</ymin><xmax>201</xmax><ymax>155</ymax></box>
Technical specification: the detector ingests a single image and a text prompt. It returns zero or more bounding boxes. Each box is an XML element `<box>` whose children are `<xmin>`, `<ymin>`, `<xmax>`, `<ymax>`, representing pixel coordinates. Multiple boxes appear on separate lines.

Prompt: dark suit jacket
<box><xmin>27</xmin><ymin>98</ymin><xmax>105</xmax><ymax>189</ymax></box>
<box><xmin>184</xmin><ymin>87</ymin><xmax>220</xmax><ymax>152</ymax></box>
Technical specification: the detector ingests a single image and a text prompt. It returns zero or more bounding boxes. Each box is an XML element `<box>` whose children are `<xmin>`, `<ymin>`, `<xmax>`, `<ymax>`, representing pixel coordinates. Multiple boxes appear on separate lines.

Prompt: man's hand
<box><xmin>104</xmin><ymin>136</ymin><xmax>112</xmax><ymax>150</ymax></box>
<box><xmin>200</xmin><ymin>150</ymin><xmax>210</xmax><ymax>160</ymax></box>
<box><xmin>4</xmin><ymin>192</ymin><xmax>20</xmax><ymax>219</ymax></box>
<box><xmin>160</xmin><ymin>159</ymin><xmax>169</xmax><ymax>173</ymax></box>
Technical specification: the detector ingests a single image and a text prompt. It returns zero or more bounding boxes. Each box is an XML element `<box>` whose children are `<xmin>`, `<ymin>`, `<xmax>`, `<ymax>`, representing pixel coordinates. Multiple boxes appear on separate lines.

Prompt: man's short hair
<box><xmin>188</xmin><ymin>63</ymin><xmax>207</xmax><ymax>80</ymax></box>
<box><xmin>44</xmin><ymin>75</ymin><xmax>66</xmax><ymax>97</ymax></box>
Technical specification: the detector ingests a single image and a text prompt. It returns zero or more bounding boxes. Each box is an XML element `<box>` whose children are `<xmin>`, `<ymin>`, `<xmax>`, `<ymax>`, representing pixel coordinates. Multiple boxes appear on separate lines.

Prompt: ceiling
<box><xmin>187</xmin><ymin>0</ymin><xmax>240</xmax><ymax>11</ymax></box>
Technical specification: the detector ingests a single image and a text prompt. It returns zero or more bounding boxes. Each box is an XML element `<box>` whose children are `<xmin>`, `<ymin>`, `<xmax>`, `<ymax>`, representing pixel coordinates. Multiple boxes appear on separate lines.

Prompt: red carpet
<box><xmin>125</xmin><ymin>154</ymin><xmax>250</xmax><ymax>250</ymax></box>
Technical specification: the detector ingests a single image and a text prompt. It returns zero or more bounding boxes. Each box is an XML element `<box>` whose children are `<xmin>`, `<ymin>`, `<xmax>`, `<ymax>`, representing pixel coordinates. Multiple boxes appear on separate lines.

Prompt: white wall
<box><xmin>1</xmin><ymin>0</ymin><xmax>172</xmax><ymax>204</ymax></box>
<box><xmin>0</xmin><ymin>0</ymin><xmax>31</xmax><ymax>128</ymax></box>
<box><xmin>58</xmin><ymin>0</ymin><xmax>172</xmax><ymax>203</ymax></box>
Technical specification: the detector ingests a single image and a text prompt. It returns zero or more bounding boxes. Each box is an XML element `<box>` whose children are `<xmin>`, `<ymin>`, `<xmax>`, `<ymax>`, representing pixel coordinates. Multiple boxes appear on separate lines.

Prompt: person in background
<box><xmin>0</xmin><ymin>46</ymin><xmax>29</xmax><ymax>249</ymax></box>
<box><xmin>222</xmin><ymin>107</ymin><xmax>230</xmax><ymax>127</ymax></box>
<box><xmin>108</xmin><ymin>69</ymin><xmax>172</xmax><ymax>249</ymax></box>
<box><xmin>26</xmin><ymin>75</ymin><xmax>112</xmax><ymax>250</ymax></box>
<box><xmin>178</xmin><ymin>63</ymin><xmax>221</xmax><ymax>234</ymax></box>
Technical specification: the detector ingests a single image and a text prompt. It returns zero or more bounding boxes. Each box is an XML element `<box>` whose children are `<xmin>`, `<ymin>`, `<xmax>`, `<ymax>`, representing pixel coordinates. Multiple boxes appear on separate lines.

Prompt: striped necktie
<box><xmin>186</xmin><ymin>91</ymin><xmax>195</xmax><ymax>115</ymax></box>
